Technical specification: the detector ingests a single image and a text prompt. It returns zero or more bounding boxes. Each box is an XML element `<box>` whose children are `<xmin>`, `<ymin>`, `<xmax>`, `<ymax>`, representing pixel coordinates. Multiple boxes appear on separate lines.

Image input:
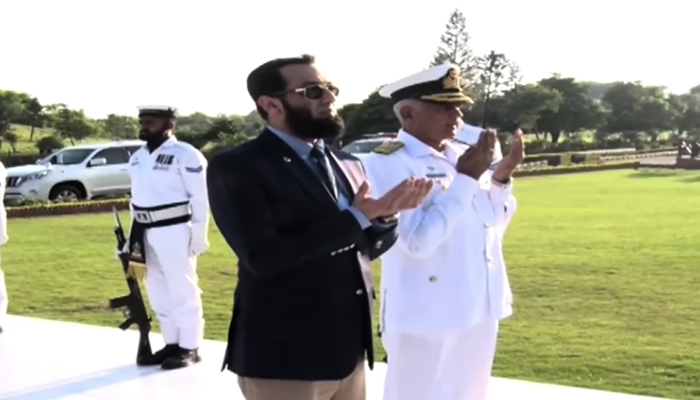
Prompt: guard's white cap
<box><xmin>137</xmin><ymin>105</ymin><xmax>178</xmax><ymax>118</ymax></box>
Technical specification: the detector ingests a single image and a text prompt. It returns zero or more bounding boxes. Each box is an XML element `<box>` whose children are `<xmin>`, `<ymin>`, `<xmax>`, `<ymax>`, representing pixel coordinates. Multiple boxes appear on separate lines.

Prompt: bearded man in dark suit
<box><xmin>206</xmin><ymin>54</ymin><xmax>433</xmax><ymax>400</ymax></box>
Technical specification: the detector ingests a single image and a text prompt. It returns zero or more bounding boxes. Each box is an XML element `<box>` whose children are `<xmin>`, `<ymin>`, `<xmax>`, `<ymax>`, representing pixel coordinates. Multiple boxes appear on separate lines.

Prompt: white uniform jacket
<box><xmin>363</xmin><ymin>129</ymin><xmax>517</xmax><ymax>335</ymax></box>
<box><xmin>128</xmin><ymin>136</ymin><xmax>209</xmax><ymax>228</ymax></box>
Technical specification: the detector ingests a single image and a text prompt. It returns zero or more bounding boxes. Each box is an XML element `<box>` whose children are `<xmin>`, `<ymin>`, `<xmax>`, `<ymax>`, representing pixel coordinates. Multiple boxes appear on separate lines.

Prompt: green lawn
<box><xmin>3</xmin><ymin>169</ymin><xmax>699</xmax><ymax>399</ymax></box>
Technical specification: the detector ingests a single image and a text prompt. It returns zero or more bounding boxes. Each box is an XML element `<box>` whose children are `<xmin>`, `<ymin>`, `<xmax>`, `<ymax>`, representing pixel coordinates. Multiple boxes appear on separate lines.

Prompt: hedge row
<box><xmin>514</xmin><ymin>161</ymin><xmax>641</xmax><ymax>177</ymax></box>
<box><xmin>524</xmin><ymin>147</ymin><xmax>675</xmax><ymax>165</ymax></box>
<box><xmin>602</xmin><ymin>150</ymin><xmax>676</xmax><ymax>161</ymax></box>
<box><xmin>7</xmin><ymin>198</ymin><xmax>130</xmax><ymax>219</ymax></box>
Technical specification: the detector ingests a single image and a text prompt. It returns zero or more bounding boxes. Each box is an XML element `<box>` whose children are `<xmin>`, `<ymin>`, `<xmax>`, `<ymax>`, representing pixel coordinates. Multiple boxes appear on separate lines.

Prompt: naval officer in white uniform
<box><xmin>362</xmin><ymin>64</ymin><xmax>525</xmax><ymax>400</ymax></box>
<box><xmin>122</xmin><ymin>105</ymin><xmax>210</xmax><ymax>370</ymax></box>
<box><xmin>0</xmin><ymin>160</ymin><xmax>8</xmax><ymax>333</ymax></box>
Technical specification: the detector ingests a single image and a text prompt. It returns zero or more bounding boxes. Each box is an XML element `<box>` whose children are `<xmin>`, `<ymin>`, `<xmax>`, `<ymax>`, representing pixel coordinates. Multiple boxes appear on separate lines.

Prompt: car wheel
<box><xmin>49</xmin><ymin>185</ymin><xmax>83</xmax><ymax>201</ymax></box>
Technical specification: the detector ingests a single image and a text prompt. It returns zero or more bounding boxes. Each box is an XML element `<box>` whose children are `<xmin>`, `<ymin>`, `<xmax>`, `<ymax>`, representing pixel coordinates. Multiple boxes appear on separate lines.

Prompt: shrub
<box><xmin>514</xmin><ymin>161</ymin><xmax>641</xmax><ymax>177</ymax></box>
<box><xmin>7</xmin><ymin>198</ymin><xmax>130</xmax><ymax>219</ymax></box>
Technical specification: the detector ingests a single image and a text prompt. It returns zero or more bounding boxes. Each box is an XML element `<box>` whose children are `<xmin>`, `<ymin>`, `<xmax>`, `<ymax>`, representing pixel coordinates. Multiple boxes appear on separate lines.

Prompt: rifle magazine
<box><xmin>126</xmin><ymin>262</ymin><xmax>147</xmax><ymax>280</ymax></box>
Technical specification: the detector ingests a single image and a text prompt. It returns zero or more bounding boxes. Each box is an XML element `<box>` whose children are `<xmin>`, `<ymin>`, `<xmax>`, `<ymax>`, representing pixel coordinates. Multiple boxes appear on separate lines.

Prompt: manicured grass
<box><xmin>3</xmin><ymin>169</ymin><xmax>699</xmax><ymax>399</ymax></box>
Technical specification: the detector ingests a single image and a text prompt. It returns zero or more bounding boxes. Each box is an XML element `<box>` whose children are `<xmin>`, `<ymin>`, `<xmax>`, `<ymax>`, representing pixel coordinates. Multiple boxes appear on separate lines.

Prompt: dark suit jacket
<box><xmin>206</xmin><ymin>129</ymin><xmax>398</xmax><ymax>381</ymax></box>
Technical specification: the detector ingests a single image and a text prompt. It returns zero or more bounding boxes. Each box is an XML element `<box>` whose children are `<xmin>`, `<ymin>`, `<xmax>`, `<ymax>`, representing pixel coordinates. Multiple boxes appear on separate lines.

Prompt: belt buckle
<box><xmin>135</xmin><ymin>211</ymin><xmax>152</xmax><ymax>223</ymax></box>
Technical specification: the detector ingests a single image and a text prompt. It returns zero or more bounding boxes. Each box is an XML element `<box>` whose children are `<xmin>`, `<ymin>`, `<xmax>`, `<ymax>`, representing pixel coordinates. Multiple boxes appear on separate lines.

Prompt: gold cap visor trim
<box><xmin>419</xmin><ymin>93</ymin><xmax>474</xmax><ymax>104</ymax></box>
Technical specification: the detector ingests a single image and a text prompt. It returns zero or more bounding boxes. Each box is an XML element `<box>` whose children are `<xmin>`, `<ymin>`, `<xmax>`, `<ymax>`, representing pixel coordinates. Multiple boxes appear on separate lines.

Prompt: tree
<box><xmin>501</xmin><ymin>84</ymin><xmax>563</xmax><ymax>133</ymax></box>
<box><xmin>0</xmin><ymin>117</ymin><xmax>10</xmax><ymax>150</ymax></box>
<box><xmin>242</xmin><ymin>111</ymin><xmax>265</xmax><ymax>136</ymax></box>
<box><xmin>101</xmin><ymin>114</ymin><xmax>139</xmax><ymax>139</ymax></box>
<box><xmin>671</xmin><ymin>90</ymin><xmax>700</xmax><ymax>136</ymax></box>
<box><xmin>601</xmin><ymin>82</ymin><xmax>675</xmax><ymax>140</ymax></box>
<box><xmin>537</xmin><ymin>76</ymin><xmax>607</xmax><ymax>143</ymax></box>
<box><xmin>23</xmin><ymin>97</ymin><xmax>44</xmax><ymax>141</ymax></box>
<box><xmin>338</xmin><ymin>91</ymin><xmax>399</xmax><ymax>144</ymax></box>
<box><xmin>52</xmin><ymin>106</ymin><xmax>97</xmax><ymax>145</ymax></box>
<box><xmin>430</xmin><ymin>9</ymin><xmax>477</xmax><ymax>92</ymax></box>
<box><xmin>4</xmin><ymin>131</ymin><xmax>18</xmax><ymax>152</ymax></box>
<box><xmin>35</xmin><ymin>135</ymin><xmax>64</xmax><ymax>155</ymax></box>
<box><xmin>476</xmin><ymin>51</ymin><xmax>512</xmax><ymax>127</ymax></box>
<box><xmin>0</xmin><ymin>90</ymin><xmax>32</xmax><ymax>124</ymax></box>
<box><xmin>205</xmin><ymin>132</ymin><xmax>250</xmax><ymax>157</ymax></box>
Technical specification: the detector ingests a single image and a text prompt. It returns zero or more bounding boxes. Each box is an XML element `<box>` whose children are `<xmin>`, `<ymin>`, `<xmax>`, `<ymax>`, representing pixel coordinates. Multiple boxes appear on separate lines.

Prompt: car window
<box><xmin>126</xmin><ymin>145</ymin><xmax>142</xmax><ymax>156</ymax></box>
<box><xmin>41</xmin><ymin>148</ymin><xmax>96</xmax><ymax>165</ymax></box>
<box><xmin>91</xmin><ymin>147</ymin><xmax>129</xmax><ymax>165</ymax></box>
<box><xmin>341</xmin><ymin>140</ymin><xmax>385</xmax><ymax>154</ymax></box>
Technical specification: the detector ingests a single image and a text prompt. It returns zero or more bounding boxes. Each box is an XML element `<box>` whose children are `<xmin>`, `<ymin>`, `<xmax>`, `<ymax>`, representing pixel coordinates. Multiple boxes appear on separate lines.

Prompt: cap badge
<box><xmin>442</xmin><ymin>68</ymin><xmax>461</xmax><ymax>90</ymax></box>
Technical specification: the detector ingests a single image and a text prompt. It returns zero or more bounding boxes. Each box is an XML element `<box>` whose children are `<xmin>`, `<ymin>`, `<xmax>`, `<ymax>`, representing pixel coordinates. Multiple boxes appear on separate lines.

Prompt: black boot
<box><xmin>161</xmin><ymin>346</ymin><xmax>201</xmax><ymax>370</ymax></box>
<box><xmin>136</xmin><ymin>344</ymin><xmax>179</xmax><ymax>366</ymax></box>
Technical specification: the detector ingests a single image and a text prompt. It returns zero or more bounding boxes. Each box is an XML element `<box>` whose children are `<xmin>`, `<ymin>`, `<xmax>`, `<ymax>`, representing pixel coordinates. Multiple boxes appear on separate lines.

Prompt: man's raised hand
<box><xmin>353</xmin><ymin>178</ymin><xmax>433</xmax><ymax>220</ymax></box>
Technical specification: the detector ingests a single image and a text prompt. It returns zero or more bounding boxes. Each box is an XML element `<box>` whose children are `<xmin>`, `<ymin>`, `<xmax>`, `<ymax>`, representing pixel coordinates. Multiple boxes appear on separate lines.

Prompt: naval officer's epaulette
<box><xmin>451</xmin><ymin>137</ymin><xmax>469</xmax><ymax>145</ymax></box>
<box><xmin>372</xmin><ymin>140</ymin><xmax>405</xmax><ymax>155</ymax></box>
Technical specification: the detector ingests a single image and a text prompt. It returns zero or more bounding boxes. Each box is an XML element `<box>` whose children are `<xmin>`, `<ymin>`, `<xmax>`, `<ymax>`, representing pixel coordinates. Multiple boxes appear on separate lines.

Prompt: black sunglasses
<box><xmin>275</xmin><ymin>83</ymin><xmax>340</xmax><ymax>100</ymax></box>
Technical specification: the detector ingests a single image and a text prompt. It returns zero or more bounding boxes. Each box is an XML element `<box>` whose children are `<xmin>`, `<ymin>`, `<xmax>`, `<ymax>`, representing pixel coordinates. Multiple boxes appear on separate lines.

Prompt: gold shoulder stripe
<box><xmin>372</xmin><ymin>141</ymin><xmax>405</xmax><ymax>155</ymax></box>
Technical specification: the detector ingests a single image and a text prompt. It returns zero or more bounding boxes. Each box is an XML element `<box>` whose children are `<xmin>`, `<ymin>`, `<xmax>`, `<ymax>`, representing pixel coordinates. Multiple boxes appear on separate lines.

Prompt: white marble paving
<box><xmin>0</xmin><ymin>315</ymin><xmax>670</xmax><ymax>400</ymax></box>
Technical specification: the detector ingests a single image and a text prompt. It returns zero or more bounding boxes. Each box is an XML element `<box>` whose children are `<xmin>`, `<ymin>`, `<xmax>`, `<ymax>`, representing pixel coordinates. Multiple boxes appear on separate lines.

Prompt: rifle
<box><xmin>108</xmin><ymin>206</ymin><xmax>153</xmax><ymax>364</ymax></box>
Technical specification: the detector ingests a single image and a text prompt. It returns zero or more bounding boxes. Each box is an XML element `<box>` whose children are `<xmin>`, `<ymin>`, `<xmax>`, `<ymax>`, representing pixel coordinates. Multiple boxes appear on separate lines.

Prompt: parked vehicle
<box><xmin>341</xmin><ymin>134</ymin><xmax>396</xmax><ymax>162</ymax></box>
<box><xmin>3</xmin><ymin>140</ymin><xmax>145</xmax><ymax>204</ymax></box>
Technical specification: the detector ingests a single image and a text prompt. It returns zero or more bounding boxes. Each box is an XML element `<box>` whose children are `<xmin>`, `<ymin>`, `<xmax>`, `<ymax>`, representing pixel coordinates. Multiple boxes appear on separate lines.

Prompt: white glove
<box><xmin>189</xmin><ymin>223</ymin><xmax>209</xmax><ymax>256</ymax></box>
<box><xmin>114</xmin><ymin>242</ymin><xmax>129</xmax><ymax>261</ymax></box>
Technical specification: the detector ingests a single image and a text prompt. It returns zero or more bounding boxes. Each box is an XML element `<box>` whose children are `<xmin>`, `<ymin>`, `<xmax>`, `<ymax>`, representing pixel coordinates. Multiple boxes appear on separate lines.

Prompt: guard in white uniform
<box><xmin>362</xmin><ymin>64</ymin><xmax>525</xmax><ymax>400</ymax></box>
<box><xmin>123</xmin><ymin>105</ymin><xmax>210</xmax><ymax>370</ymax></box>
<box><xmin>0</xmin><ymin>161</ymin><xmax>8</xmax><ymax>333</ymax></box>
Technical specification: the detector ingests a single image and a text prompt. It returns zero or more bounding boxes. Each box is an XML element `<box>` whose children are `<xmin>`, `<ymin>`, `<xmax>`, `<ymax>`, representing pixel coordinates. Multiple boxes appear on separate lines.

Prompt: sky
<box><xmin>0</xmin><ymin>0</ymin><xmax>695</xmax><ymax>119</ymax></box>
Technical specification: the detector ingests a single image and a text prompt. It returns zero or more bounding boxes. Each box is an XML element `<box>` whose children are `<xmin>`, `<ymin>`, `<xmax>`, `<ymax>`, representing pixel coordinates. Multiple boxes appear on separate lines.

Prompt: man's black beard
<box><xmin>139</xmin><ymin>127</ymin><xmax>170</xmax><ymax>152</ymax></box>
<box><xmin>282</xmin><ymin>100</ymin><xmax>344</xmax><ymax>141</ymax></box>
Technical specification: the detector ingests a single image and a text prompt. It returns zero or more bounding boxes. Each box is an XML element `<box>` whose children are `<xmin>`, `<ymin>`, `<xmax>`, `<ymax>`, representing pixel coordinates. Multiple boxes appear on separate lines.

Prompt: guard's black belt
<box><xmin>127</xmin><ymin>201</ymin><xmax>191</xmax><ymax>265</ymax></box>
<box><xmin>131</xmin><ymin>201</ymin><xmax>192</xmax><ymax>228</ymax></box>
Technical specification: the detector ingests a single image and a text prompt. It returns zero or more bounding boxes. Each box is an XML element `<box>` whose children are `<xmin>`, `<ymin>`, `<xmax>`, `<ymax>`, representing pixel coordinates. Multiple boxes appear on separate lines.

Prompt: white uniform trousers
<box><xmin>0</xmin><ymin>261</ymin><xmax>7</xmax><ymax>325</ymax></box>
<box><xmin>143</xmin><ymin>223</ymin><xmax>204</xmax><ymax>350</ymax></box>
<box><xmin>381</xmin><ymin>319</ymin><xmax>499</xmax><ymax>400</ymax></box>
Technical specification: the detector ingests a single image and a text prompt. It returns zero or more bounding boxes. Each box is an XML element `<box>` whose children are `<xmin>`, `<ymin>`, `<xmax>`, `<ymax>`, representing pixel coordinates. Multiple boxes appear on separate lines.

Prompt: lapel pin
<box><xmin>283</xmin><ymin>157</ymin><xmax>291</xmax><ymax>163</ymax></box>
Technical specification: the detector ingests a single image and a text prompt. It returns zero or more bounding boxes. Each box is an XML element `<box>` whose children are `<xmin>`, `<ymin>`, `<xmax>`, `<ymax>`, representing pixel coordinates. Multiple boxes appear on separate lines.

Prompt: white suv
<box><xmin>3</xmin><ymin>140</ymin><xmax>145</xmax><ymax>203</ymax></box>
<box><xmin>341</xmin><ymin>136</ymin><xmax>394</xmax><ymax>163</ymax></box>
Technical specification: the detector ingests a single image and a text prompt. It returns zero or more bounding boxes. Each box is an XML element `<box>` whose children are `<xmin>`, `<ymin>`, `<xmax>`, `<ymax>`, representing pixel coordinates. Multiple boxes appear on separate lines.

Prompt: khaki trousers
<box><xmin>238</xmin><ymin>360</ymin><xmax>366</xmax><ymax>400</ymax></box>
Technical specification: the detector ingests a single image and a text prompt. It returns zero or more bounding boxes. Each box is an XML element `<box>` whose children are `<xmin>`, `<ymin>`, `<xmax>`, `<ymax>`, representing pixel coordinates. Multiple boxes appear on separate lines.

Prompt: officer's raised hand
<box><xmin>455</xmin><ymin>129</ymin><xmax>497</xmax><ymax>180</ymax></box>
<box><xmin>493</xmin><ymin>128</ymin><xmax>525</xmax><ymax>182</ymax></box>
<box><xmin>353</xmin><ymin>178</ymin><xmax>433</xmax><ymax>220</ymax></box>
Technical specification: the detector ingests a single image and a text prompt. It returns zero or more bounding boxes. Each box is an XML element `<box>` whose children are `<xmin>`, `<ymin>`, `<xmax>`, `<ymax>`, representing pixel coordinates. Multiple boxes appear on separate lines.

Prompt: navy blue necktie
<box><xmin>309</xmin><ymin>142</ymin><xmax>338</xmax><ymax>200</ymax></box>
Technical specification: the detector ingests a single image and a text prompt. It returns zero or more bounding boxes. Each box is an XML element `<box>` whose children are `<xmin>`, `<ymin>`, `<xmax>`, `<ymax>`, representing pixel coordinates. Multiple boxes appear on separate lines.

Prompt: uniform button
<box><xmin>375</xmin><ymin>240</ymin><xmax>383</xmax><ymax>249</ymax></box>
<box><xmin>356</xmin><ymin>289</ymin><xmax>363</xmax><ymax>295</ymax></box>
<box><xmin>484</xmin><ymin>223</ymin><xmax>490</xmax><ymax>228</ymax></box>
<box><xmin>330</xmin><ymin>251</ymin><xmax>337</xmax><ymax>256</ymax></box>
<box><xmin>429</xmin><ymin>275</ymin><xmax>437</xmax><ymax>282</ymax></box>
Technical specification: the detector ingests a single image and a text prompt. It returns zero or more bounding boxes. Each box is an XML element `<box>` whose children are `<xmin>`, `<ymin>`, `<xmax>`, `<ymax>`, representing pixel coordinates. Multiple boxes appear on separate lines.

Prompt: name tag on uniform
<box><xmin>425</xmin><ymin>173</ymin><xmax>449</xmax><ymax>190</ymax></box>
<box><xmin>154</xmin><ymin>154</ymin><xmax>174</xmax><ymax>171</ymax></box>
